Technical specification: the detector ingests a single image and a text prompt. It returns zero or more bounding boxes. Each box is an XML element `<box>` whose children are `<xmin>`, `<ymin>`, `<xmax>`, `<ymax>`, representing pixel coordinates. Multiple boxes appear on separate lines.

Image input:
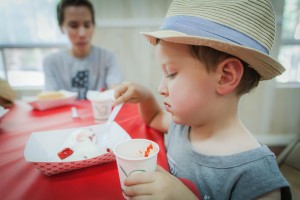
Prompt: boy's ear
<box><xmin>215</xmin><ymin>58</ymin><xmax>243</xmax><ymax>96</ymax></box>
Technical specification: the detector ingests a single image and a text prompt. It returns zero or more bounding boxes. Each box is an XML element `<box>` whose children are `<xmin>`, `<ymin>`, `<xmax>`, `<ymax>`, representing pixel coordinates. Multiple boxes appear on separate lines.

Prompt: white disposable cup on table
<box><xmin>113</xmin><ymin>139</ymin><xmax>160</xmax><ymax>199</ymax></box>
<box><xmin>87</xmin><ymin>91</ymin><xmax>114</xmax><ymax>123</ymax></box>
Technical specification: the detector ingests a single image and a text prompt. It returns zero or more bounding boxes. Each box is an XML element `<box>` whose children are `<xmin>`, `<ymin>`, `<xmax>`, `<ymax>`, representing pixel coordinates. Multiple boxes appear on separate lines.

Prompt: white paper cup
<box><xmin>91</xmin><ymin>100</ymin><xmax>112</xmax><ymax>122</ymax></box>
<box><xmin>113</xmin><ymin>139</ymin><xmax>159</xmax><ymax>199</ymax></box>
<box><xmin>87</xmin><ymin>91</ymin><xmax>113</xmax><ymax>123</ymax></box>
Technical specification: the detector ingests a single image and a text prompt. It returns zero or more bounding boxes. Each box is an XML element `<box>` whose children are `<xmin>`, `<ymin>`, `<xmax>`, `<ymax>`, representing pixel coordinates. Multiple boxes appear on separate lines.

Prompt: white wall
<box><xmin>90</xmin><ymin>0</ymin><xmax>300</xmax><ymax>145</ymax></box>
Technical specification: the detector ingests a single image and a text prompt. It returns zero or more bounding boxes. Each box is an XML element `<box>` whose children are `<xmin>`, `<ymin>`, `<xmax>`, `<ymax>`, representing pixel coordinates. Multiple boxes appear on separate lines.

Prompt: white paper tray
<box><xmin>24</xmin><ymin>122</ymin><xmax>131</xmax><ymax>175</ymax></box>
<box><xmin>22</xmin><ymin>90</ymin><xmax>77</xmax><ymax>111</ymax></box>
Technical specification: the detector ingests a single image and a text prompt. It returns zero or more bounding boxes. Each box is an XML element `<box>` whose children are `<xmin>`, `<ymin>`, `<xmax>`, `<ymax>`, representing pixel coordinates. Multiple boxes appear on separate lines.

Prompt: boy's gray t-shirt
<box><xmin>165</xmin><ymin>122</ymin><xmax>291</xmax><ymax>200</ymax></box>
<box><xmin>43</xmin><ymin>46</ymin><xmax>123</xmax><ymax>92</ymax></box>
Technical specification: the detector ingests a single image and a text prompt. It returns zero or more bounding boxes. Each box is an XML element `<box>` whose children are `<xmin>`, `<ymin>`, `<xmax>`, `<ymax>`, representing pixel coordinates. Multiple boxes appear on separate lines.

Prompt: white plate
<box><xmin>22</xmin><ymin>90</ymin><xmax>77</xmax><ymax>111</ymax></box>
<box><xmin>24</xmin><ymin>122</ymin><xmax>131</xmax><ymax>175</ymax></box>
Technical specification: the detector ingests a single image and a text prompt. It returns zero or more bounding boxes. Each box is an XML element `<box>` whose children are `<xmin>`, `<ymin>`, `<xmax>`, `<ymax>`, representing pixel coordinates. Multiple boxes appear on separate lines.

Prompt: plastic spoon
<box><xmin>107</xmin><ymin>103</ymin><xmax>124</xmax><ymax>126</ymax></box>
<box><xmin>97</xmin><ymin>103</ymin><xmax>124</xmax><ymax>150</ymax></box>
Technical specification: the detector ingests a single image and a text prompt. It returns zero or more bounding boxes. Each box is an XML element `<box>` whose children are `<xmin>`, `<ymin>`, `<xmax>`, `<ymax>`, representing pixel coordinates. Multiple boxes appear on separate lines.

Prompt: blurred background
<box><xmin>0</xmin><ymin>0</ymin><xmax>299</xmax><ymax>147</ymax></box>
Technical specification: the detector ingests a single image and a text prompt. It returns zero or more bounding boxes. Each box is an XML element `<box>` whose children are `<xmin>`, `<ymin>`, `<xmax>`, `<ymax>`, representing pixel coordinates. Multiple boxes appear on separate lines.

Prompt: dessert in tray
<box><xmin>55</xmin><ymin>129</ymin><xmax>107</xmax><ymax>162</ymax></box>
<box><xmin>37</xmin><ymin>91</ymin><xmax>65</xmax><ymax>100</ymax></box>
<box><xmin>24</xmin><ymin>123</ymin><xmax>131</xmax><ymax>175</ymax></box>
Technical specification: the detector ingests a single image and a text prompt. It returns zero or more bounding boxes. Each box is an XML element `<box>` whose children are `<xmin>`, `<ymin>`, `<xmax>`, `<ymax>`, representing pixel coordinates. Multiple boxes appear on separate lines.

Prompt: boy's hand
<box><xmin>113</xmin><ymin>81</ymin><xmax>169</xmax><ymax>132</ymax></box>
<box><xmin>113</xmin><ymin>81</ymin><xmax>151</xmax><ymax>106</ymax></box>
<box><xmin>123</xmin><ymin>166</ymin><xmax>199</xmax><ymax>200</ymax></box>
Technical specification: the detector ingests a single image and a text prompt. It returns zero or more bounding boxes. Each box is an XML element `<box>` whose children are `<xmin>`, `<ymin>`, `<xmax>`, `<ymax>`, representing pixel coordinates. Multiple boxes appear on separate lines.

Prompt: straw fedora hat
<box><xmin>141</xmin><ymin>0</ymin><xmax>285</xmax><ymax>80</ymax></box>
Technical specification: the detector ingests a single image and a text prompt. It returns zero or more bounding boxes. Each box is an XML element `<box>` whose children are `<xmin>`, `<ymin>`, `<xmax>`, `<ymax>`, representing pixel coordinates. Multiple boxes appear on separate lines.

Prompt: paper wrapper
<box><xmin>22</xmin><ymin>90</ymin><xmax>77</xmax><ymax>111</ymax></box>
<box><xmin>24</xmin><ymin>123</ymin><xmax>131</xmax><ymax>176</ymax></box>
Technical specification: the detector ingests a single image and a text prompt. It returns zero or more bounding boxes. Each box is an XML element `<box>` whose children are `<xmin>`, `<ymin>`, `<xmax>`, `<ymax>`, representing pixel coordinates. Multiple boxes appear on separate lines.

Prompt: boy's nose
<box><xmin>78</xmin><ymin>27</ymin><xmax>87</xmax><ymax>36</ymax></box>
<box><xmin>158</xmin><ymin>78</ymin><xmax>168</xmax><ymax>96</ymax></box>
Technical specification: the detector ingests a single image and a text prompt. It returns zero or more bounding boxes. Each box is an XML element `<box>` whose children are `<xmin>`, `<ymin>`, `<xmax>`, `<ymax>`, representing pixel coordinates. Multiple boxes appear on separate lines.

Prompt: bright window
<box><xmin>0</xmin><ymin>0</ymin><xmax>66</xmax><ymax>44</ymax></box>
<box><xmin>0</xmin><ymin>0</ymin><xmax>67</xmax><ymax>88</ymax></box>
<box><xmin>276</xmin><ymin>0</ymin><xmax>300</xmax><ymax>84</ymax></box>
<box><xmin>3</xmin><ymin>47</ymin><xmax>61</xmax><ymax>87</ymax></box>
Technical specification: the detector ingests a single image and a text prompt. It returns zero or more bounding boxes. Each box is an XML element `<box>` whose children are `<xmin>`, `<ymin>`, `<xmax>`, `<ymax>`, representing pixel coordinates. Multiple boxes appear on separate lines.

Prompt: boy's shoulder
<box><xmin>203</xmin><ymin>146</ymin><xmax>291</xmax><ymax>198</ymax></box>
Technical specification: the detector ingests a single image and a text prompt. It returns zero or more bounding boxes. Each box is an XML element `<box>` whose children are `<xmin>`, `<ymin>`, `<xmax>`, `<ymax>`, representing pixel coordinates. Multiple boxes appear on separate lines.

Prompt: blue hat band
<box><xmin>160</xmin><ymin>15</ymin><xmax>269</xmax><ymax>54</ymax></box>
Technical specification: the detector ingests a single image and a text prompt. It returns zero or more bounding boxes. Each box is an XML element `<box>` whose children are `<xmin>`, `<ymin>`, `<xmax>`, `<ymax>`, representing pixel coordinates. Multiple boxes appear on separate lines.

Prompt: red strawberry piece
<box><xmin>57</xmin><ymin>147</ymin><xmax>74</xmax><ymax>160</ymax></box>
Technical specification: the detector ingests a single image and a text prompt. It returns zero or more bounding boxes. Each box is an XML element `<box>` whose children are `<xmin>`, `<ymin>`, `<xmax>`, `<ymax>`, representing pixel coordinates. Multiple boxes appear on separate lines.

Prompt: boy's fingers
<box><xmin>113</xmin><ymin>82</ymin><xmax>130</xmax><ymax>105</ymax></box>
<box><xmin>156</xmin><ymin>165</ymin><xmax>168</xmax><ymax>173</ymax></box>
<box><xmin>114</xmin><ymin>83</ymin><xmax>127</xmax><ymax>98</ymax></box>
<box><xmin>124</xmin><ymin>171</ymin><xmax>155</xmax><ymax>186</ymax></box>
<box><xmin>123</xmin><ymin>183</ymin><xmax>151</xmax><ymax>197</ymax></box>
<box><xmin>124</xmin><ymin>166</ymin><xmax>167</xmax><ymax>186</ymax></box>
<box><xmin>113</xmin><ymin>97</ymin><xmax>123</xmax><ymax>106</ymax></box>
<box><xmin>114</xmin><ymin>92</ymin><xmax>133</xmax><ymax>106</ymax></box>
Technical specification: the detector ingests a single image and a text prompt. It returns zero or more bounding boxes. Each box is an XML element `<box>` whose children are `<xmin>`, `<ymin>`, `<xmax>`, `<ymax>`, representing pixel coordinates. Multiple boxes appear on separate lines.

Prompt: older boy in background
<box><xmin>43</xmin><ymin>0</ymin><xmax>123</xmax><ymax>99</ymax></box>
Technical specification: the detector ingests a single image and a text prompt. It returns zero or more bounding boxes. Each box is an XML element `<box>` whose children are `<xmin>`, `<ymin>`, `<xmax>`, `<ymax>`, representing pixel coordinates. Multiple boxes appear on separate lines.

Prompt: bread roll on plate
<box><xmin>37</xmin><ymin>91</ymin><xmax>65</xmax><ymax>100</ymax></box>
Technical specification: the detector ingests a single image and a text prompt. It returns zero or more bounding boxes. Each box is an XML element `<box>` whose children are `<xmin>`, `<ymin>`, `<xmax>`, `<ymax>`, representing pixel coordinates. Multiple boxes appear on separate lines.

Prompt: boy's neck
<box><xmin>189</xmin><ymin>115</ymin><xmax>260</xmax><ymax>156</ymax></box>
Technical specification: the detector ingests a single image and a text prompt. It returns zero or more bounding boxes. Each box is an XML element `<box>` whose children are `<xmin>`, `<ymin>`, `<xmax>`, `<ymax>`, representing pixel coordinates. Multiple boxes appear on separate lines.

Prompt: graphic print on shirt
<box><xmin>72</xmin><ymin>70</ymin><xmax>89</xmax><ymax>99</ymax></box>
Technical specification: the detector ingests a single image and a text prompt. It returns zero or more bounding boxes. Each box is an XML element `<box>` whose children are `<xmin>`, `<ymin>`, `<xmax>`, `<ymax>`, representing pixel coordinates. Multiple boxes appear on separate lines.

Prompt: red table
<box><xmin>0</xmin><ymin>100</ymin><xmax>168</xmax><ymax>200</ymax></box>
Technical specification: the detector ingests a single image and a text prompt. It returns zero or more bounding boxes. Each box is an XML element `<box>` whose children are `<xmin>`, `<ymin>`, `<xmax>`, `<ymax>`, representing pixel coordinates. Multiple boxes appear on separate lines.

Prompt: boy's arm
<box><xmin>114</xmin><ymin>81</ymin><xmax>171</xmax><ymax>133</ymax></box>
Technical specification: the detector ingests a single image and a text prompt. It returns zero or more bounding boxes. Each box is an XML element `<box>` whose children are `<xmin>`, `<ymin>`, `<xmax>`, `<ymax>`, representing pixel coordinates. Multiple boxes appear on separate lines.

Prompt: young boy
<box><xmin>113</xmin><ymin>0</ymin><xmax>291</xmax><ymax>199</ymax></box>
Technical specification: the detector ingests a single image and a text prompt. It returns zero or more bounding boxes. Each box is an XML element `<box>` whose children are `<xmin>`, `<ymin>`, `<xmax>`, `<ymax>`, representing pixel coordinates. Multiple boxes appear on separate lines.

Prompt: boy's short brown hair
<box><xmin>191</xmin><ymin>45</ymin><xmax>260</xmax><ymax>96</ymax></box>
<box><xmin>57</xmin><ymin>0</ymin><xmax>95</xmax><ymax>26</ymax></box>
